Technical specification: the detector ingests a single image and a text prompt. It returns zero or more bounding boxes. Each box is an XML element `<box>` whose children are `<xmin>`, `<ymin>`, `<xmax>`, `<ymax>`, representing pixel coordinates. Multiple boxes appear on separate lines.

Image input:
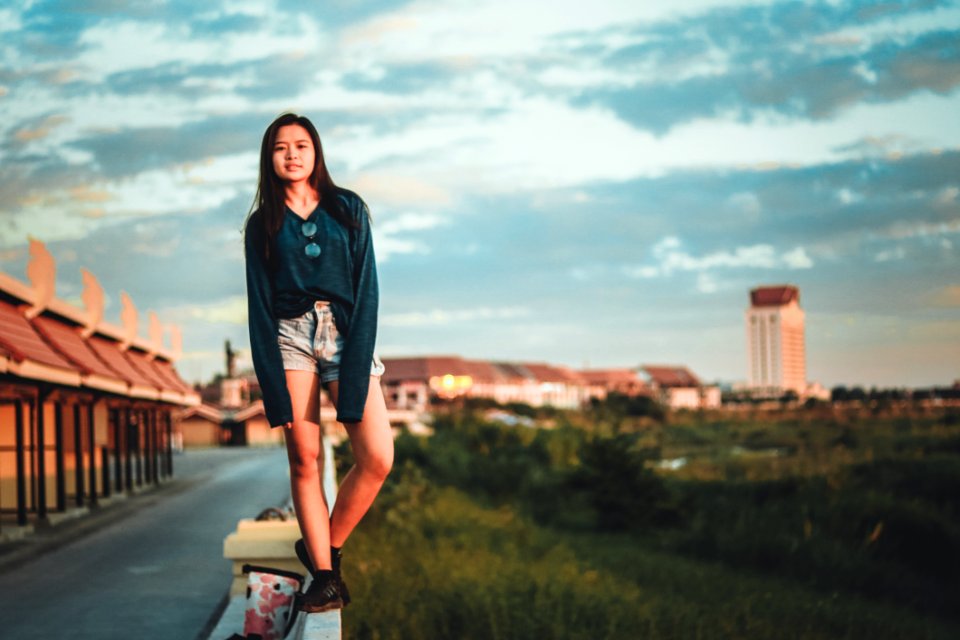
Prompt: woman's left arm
<box><xmin>335</xmin><ymin>196</ymin><xmax>379</xmax><ymax>423</ymax></box>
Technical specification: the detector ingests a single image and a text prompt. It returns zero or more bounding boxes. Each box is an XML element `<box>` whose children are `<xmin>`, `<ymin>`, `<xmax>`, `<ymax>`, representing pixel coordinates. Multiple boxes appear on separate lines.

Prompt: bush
<box><xmin>564</xmin><ymin>433</ymin><xmax>678</xmax><ymax>531</ymax></box>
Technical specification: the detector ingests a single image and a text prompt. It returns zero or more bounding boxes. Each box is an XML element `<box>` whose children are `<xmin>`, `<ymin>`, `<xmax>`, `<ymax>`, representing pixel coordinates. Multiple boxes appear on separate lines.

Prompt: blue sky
<box><xmin>0</xmin><ymin>0</ymin><xmax>958</xmax><ymax>388</ymax></box>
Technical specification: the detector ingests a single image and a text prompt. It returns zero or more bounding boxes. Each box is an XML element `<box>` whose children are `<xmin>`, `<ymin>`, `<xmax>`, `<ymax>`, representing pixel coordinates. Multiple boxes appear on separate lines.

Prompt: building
<box><xmin>383</xmin><ymin>356</ymin><xmax>724</xmax><ymax>411</ymax></box>
<box><xmin>578</xmin><ymin>368</ymin><xmax>650</xmax><ymax>401</ymax></box>
<box><xmin>745</xmin><ymin>285</ymin><xmax>807</xmax><ymax>396</ymax></box>
<box><xmin>640</xmin><ymin>365</ymin><xmax>721</xmax><ymax>409</ymax></box>
<box><xmin>0</xmin><ymin>238</ymin><xmax>199</xmax><ymax>536</ymax></box>
<box><xmin>173</xmin><ymin>340</ymin><xmax>288</xmax><ymax>448</ymax></box>
<box><xmin>380</xmin><ymin>356</ymin><xmax>593</xmax><ymax>411</ymax></box>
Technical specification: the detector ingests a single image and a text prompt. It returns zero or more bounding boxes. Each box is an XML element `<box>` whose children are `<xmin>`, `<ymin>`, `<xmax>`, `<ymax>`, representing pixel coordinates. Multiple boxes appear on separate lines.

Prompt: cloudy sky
<box><xmin>1</xmin><ymin>0</ymin><xmax>958</xmax><ymax>388</ymax></box>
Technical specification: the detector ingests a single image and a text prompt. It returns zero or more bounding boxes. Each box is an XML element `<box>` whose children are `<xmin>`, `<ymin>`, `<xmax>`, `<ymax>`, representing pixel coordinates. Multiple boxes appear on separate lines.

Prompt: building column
<box><xmin>149</xmin><ymin>408</ymin><xmax>158</xmax><ymax>484</ymax></box>
<box><xmin>36</xmin><ymin>393</ymin><xmax>48</xmax><ymax>519</ymax></box>
<box><xmin>15</xmin><ymin>399</ymin><xmax>27</xmax><ymax>527</ymax></box>
<box><xmin>54</xmin><ymin>401</ymin><xmax>66</xmax><ymax>512</ymax></box>
<box><xmin>167</xmin><ymin>411</ymin><xmax>173</xmax><ymax>477</ymax></box>
<box><xmin>134</xmin><ymin>409</ymin><xmax>143</xmax><ymax>487</ymax></box>
<box><xmin>142</xmin><ymin>408</ymin><xmax>151</xmax><ymax>484</ymax></box>
<box><xmin>87</xmin><ymin>402</ymin><xmax>97</xmax><ymax>507</ymax></box>
<box><xmin>156</xmin><ymin>409</ymin><xmax>165</xmax><ymax>480</ymax></box>
<box><xmin>151</xmin><ymin>408</ymin><xmax>159</xmax><ymax>483</ymax></box>
<box><xmin>153</xmin><ymin>409</ymin><xmax>161</xmax><ymax>482</ymax></box>
<box><xmin>112</xmin><ymin>408</ymin><xmax>122</xmax><ymax>493</ymax></box>
<box><xmin>73</xmin><ymin>403</ymin><xmax>85</xmax><ymax>508</ymax></box>
<box><xmin>165</xmin><ymin>411</ymin><xmax>173</xmax><ymax>477</ymax></box>
<box><xmin>124</xmin><ymin>407</ymin><xmax>134</xmax><ymax>491</ymax></box>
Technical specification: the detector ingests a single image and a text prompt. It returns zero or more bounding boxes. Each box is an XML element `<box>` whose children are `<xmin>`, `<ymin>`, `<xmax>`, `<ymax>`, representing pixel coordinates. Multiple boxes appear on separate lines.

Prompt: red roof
<box><xmin>491</xmin><ymin>362</ymin><xmax>532</xmax><ymax>381</ymax></box>
<box><xmin>124</xmin><ymin>349</ymin><xmax>169</xmax><ymax>389</ymax></box>
<box><xmin>460</xmin><ymin>359</ymin><xmax>511</xmax><ymax>383</ymax></box>
<box><xmin>151</xmin><ymin>358</ymin><xmax>195</xmax><ymax>394</ymax></box>
<box><xmin>30</xmin><ymin>315</ymin><xmax>124</xmax><ymax>380</ymax></box>
<box><xmin>642</xmin><ymin>365</ymin><xmax>701</xmax><ymax>388</ymax></box>
<box><xmin>87</xmin><ymin>335</ymin><xmax>158</xmax><ymax>388</ymax></box>
<box><xmin>1</xmin><ymin>270</ymin><xmax>196</xmax><ymax>405</ymax></box>
<box><xmin>381</xmin><ymin>356</ymin><xmax>476</xmax><ymax>382</ymax></box>
<box><xmin>579</xmin><ymin>368</ymin><xmax>643</xmax><ymax>385</ymax></box>
<box><xmin>0</xmin><ymin>299</ymin><xmax>77</xmax><ymax>371</ymax></box>
<box><xmin>382</xmin><ymin>356</ymin><xmax>591</xmax><ymax>385</ymax></box>
<box><xmin>520</xmin><ymin>362</ymin><xmax>584</xmax><ymax>384</ymax></box>
<box><xmin>180</xmin><ymin>402</ymin><xmax>224</xmax><ymax>424</ymax></box>
<box><xmin>750</xmin><ymin>285</ymin><xmax>799</xmax><ymax>307</ymax></box>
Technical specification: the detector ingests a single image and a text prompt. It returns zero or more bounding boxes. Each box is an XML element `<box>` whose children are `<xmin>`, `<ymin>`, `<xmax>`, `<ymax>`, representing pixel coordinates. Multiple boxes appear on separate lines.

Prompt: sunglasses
<box><xmin>301</xmin><ymin>221</ymin><xmax>321</xmax><ymax>258</ymax></box>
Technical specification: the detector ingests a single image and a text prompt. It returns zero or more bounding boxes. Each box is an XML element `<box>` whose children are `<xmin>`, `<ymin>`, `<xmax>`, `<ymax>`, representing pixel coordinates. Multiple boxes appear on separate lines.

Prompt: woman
<box><xmin>243</xmin><ymin>113</ymin><xmax>393</xmax><ymax>613</ymax></box>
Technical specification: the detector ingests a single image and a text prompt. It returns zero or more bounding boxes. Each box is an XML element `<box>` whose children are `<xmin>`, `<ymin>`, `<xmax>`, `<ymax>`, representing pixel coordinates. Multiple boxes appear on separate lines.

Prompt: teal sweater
<box><xmin>244</xmin><ymin>190</ymin><xmax>379</xmax><ymax>426</ymax></box>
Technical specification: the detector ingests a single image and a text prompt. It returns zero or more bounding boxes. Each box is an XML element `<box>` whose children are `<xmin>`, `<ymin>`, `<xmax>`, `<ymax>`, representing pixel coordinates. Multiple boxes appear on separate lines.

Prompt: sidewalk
<box><xmin>0</xmin><ymin>474</ymin><xmax>196</xmax><ymax>576</ymax></box>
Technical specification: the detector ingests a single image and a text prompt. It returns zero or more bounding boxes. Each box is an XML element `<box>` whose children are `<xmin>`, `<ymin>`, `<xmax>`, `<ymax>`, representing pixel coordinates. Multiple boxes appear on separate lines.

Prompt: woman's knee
<box><xmin>286</xmin><ymin>439</ymin><xmax>322</xmax><ymax>477</ymax></box>
<box><xmin>359</xmin><ymin>447</ymin><xmax>393</xmax><ymax>482</ymax></box>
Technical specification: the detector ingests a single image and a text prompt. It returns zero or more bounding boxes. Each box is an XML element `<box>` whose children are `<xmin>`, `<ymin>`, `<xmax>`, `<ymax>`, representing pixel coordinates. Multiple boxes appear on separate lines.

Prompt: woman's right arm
<box><xmin>244</xmin><ymin>214</ymin><xmax>295</xmax><ymax>428</ymax></box>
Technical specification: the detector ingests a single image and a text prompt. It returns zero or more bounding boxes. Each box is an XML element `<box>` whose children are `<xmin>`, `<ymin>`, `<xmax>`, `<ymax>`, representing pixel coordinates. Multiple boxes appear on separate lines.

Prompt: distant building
<box><xmin>380</xmin><ymin>356</ymin><xmax>592</xmax><ymax>410</ymax></box>
<box><xmin>379</xmin><ymin>356</ymin><xmax>719</xmax><ymax>412</ymax></box>
<box><xmin>640</xmin><ymin>365</ymin><xmax>721</xmax><ymax>409</ymax></box>
<box><xmin>745</xmin><ymin>285</ymin><xmax>806</xmax><ymax>396</ymax></box>
<box><xmin>175</xmin><ymin>340</ymin><xmax>289</xmax><ymax>447</ymax></box>
<box><xmin>578</xmin><ymin>368</ymin><xmax>649</xmax><ymax>401</ymax></box>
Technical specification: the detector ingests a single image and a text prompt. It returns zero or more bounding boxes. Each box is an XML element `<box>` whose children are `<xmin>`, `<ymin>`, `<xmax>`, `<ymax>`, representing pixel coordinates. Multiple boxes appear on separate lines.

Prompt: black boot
<box><xmin>295</xmin><ymin>569</ymin><xmax>343</xmax><ymax>613</ymax></box>
<box><xmin>294</xmin><ymin>539</ymin><xmax>351</xmax><ymax>606</ymax></box>
<box><xmin>331</xmin><ymin>546</ymin><xmax>351</xmax><ymax>606</ymax></box>
<box><xmin>294</xmin><ymin>538</ymin><xmax>314</xmax><ymax>574</ymax></box>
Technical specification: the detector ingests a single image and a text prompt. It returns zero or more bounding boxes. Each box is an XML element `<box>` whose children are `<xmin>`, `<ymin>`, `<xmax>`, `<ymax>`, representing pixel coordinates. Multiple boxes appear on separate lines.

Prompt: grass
<box><xmin>332</xmin><ymin>405</ymin><xmax>960</xmax><ymax>639</ymax></box>
<box><xmin>339</xmin><ymin>463</ymin><xmax>959</xmax><ymax>640</ymax></box>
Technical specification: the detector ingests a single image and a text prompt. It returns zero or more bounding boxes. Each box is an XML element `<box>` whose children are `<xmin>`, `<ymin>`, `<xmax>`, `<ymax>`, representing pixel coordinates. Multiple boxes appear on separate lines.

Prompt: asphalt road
<box><xmin>0</xmin><ymin>446</ymin><xmax>292</xmax><ymax>640</ymax></box>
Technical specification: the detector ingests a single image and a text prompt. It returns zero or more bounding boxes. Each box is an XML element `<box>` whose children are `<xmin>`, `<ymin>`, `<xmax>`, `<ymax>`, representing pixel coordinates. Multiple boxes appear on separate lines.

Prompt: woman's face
<box><xmin>272</xmin><ymin>124</ymin><xmax>316</xmax><ymax>184</ymax></box>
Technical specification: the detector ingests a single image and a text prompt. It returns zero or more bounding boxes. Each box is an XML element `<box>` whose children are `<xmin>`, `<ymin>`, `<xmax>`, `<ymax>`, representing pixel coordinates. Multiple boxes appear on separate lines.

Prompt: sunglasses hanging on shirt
<box><xmin>301</xmin><ymin>221</ymin><xmax>321</xmax><ymax>258</ymax></box>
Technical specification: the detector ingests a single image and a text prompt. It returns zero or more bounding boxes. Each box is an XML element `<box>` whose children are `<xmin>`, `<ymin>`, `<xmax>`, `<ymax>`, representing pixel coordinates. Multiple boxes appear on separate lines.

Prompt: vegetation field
<box><xmin>336</xmin><ymin>398</ymin><xmax>960</xmax><ymax>639</ymax></box>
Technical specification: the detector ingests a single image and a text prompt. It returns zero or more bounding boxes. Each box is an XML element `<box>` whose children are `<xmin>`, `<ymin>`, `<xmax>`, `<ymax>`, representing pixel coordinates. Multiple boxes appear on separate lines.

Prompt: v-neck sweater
<box><xmin>244</xmin><ymin>189</ymin><xmax>379</xmax><ymax>426</ymax></box>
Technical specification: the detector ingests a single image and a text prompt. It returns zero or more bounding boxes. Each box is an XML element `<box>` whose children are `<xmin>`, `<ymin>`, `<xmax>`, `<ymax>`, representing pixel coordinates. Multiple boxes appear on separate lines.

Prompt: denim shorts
<box><xmin>277</xmin><ymin>300</ymin><xmax>385</xmax><ymax>386</ymax></box>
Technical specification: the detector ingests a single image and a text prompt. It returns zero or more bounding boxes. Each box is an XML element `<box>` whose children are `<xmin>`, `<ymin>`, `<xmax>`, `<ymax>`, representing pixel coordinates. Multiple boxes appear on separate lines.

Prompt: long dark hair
<box><xmin>243</xmin><ymin>112</ymin><xmax>360</xmax><ymax>265</ymax></box>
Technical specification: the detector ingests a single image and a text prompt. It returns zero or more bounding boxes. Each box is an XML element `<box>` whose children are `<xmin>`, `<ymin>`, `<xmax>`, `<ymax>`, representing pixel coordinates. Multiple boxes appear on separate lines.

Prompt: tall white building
<box><xmin>745</xmin><ymin>285</ymin><xmax>806</xmax><ymax>396</ymax></box>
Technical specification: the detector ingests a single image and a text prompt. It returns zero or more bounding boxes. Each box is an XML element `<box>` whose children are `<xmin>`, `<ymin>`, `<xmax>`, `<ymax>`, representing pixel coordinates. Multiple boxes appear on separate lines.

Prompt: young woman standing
<box><xmin>243</xmin><ymin>112</ymin><xmax>393</xmax><ymax>613</ymax></box>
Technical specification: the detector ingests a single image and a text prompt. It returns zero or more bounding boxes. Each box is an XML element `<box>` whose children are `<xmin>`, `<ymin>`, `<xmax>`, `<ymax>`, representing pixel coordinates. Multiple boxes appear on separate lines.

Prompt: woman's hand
<box><xmin>282</xmin><ymin>421</ymin><xmax>293</xmax><ymax>430</ymax></box>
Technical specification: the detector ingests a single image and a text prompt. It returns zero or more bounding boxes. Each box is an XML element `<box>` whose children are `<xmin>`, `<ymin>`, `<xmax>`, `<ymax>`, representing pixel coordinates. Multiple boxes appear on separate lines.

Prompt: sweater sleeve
<box><xmin>335</xmin><ymin>197</ymin><xmax>379</xmax><ymax>423</ymax></box>
<box><xmin>244</xmin><ymin>215</ymin><xmax>294</xmax><ymax>427</ymax></box>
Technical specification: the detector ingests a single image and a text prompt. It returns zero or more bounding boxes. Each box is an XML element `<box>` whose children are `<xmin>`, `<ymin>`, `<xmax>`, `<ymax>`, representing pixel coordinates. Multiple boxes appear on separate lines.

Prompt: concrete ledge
<box><xmin>223</xmin><ymin>518</ymin><xmax>303</xmax><ymax>597</ymax></box>
<box><xmin>208</xmin><ymin>435</ymin><xmax>342</xmax><ymax>638</ymax></box>
<box><xmin>206</xmin><ymin>572</ymin><xmax>341</xmax><ymax>639</ymax></box>
<box><xmin>293</xmin><ymin>607</ymin><xmax>342</xmax><ymax>639</ymax></box>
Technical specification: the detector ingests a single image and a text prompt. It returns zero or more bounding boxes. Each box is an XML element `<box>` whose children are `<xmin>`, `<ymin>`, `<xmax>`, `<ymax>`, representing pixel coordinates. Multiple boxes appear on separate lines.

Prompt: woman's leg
<box><xmin>326</xmin><ymin>376</ymin><xmax>394</xmax><ymax>547</ymax></box>
<box><xmin>282</xmin><ymin>369</ymin><xmax>332</xmax><ymax>570</ymax></box>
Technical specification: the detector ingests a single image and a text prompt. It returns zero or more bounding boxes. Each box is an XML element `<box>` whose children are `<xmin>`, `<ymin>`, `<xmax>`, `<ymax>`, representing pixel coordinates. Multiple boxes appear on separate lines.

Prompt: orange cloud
<box><xmin>931</xmin><ymin>285</ymin><xmax>960</xmax><ymax>307</ymax></box>
<box><xmin>14</xmin><ymin>115</ymin><xmax>69</xmax><ymax>142</ymax></box>
<box><xmin>69</xmin><ymin>186</ymin><xmax>113</xmax><ymax>203</ymax></box>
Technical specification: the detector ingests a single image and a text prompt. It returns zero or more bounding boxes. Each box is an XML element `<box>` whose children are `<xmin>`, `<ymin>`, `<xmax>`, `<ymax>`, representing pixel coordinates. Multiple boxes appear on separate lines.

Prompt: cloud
<box><xmin>373</xmin><ymin>211</ymin><xmax>450</xmax><ymax>261</ymax></box>
<box><xmin>68</xmin><ymin>113</ymin><xmax>268</xmax><ymax>178</ymax></box>
<box><xmin>12</xmin><ymin>113</ymin><xmax>69</xmax><ymax>143</ymax></box>
<box><xmin>832</xmin><ymin>133</ymin><xmax>926</xmax><ymax>157</ymax></box>
<box><xmin>351</xmin><ymin>172</ymin><xmax>453</xmax><ymax>208</ymax></box>
<box><xmin>180</xmin><ymin>295</ymin><xmax>249</xmax><ymax>325</ymax></box>
<box><xmin>381</xmin><ymin>305</ymin><xmax>531</xmax><ymax>327</ymax></box>
<box><xmin>3</xmin><ymin>0</ymin><xmax>959</xmax><ymax>389</ymax></box>
<box><xmin>874</xmin><ymin>246</ymin><xmax>907</xmax><ymax>262</ymax></box>
<box><xmin>625</xmin><ymin>236</ymin><xmax>814</xmax><ymax>281</ymax></box>
<box><xmin>570</xmin><ymin>4</ymin><xmax>960</xmax><ymax>134</ymax></box>
<box><xmin>378</xmin><ymin>212</ymin><xmax>448</xmax><ymax>234</ymax></box>
<box><xmin>930</xmin><ymin>284</ymin><xmax>960</xmax><ymax>307</ymax></box>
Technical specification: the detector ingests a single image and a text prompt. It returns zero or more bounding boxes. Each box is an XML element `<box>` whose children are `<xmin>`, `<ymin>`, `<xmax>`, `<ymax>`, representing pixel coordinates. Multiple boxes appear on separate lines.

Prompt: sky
<box><xmin>0</xmin><ymin>0</ymin><xmax>958</xmax><ymax>389</ymax></box>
